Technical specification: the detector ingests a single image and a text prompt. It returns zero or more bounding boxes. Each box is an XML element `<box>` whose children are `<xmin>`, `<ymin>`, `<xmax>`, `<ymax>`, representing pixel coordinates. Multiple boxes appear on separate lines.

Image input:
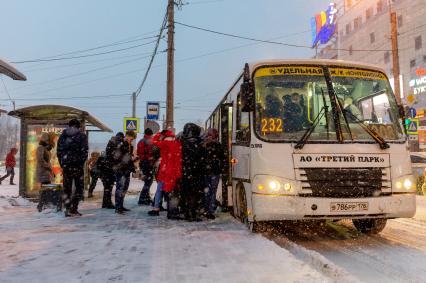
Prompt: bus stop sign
<box><xmin>409</xmin><ymin>108</ymin><xmax>417</xmax><ymax>118</ymax></box>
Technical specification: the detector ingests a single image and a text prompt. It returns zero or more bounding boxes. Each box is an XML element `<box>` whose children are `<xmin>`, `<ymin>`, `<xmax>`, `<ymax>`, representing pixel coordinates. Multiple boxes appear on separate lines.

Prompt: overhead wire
<box><xmin>134</xmin><ymin>7</ymin><xmax>169</xmax><ymax>97</ymax></box>
<box><xmin>4</xmin><ymin>52</ymin><xmax>163</xmax><ymax>93</ymax></box>
<box><xmin>0</xmin><ymin>93</ymin><xmax>131</xmax><ymax>102</ymax></box>
<box><xmin>11</xmin><ymin>38</ymin><xmax>160</xmax><ymax>64</ymax></box>
<box><xmin>175</xmin><ymin>21</ymin><xmax>396</xmax><ymax>52</ymax></box>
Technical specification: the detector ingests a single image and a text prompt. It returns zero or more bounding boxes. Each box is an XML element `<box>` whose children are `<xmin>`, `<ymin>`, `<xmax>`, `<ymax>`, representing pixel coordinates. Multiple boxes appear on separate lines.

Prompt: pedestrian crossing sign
<box><xmin>406</xmin><ymin>118</ymin><xmax>419</xmax><ymax>135</ymax></box>
<box><xmin>123</xmin><ymin>117</ymin><xmax>140</xmax><ymax>133</ymax></box>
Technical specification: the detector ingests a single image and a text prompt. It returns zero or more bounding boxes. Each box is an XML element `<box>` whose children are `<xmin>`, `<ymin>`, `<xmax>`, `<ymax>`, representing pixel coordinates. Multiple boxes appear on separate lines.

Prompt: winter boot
<box><xmin>102</xmin><ymin>191</ymin><xmax>115</xmax><ymax>209</ymax></box>
<box><xmin>148</xmin><ymin>210</ymin><xmax>160</xmax><ymax>216</ymax></box>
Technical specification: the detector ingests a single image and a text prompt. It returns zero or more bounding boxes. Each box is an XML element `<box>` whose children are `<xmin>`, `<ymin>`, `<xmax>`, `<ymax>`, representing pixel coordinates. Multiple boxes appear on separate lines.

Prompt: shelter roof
<box><xmin>8</xmin><ymin>104</ymin><xmax>112</xmax><ymax>132</ymax></box>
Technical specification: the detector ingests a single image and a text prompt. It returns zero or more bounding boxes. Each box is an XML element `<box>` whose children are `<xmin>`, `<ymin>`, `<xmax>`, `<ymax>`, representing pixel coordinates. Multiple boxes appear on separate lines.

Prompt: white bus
<box><xmin>206</xmin><ymin>59</ymin><xmax>416</xmax><ymax>234</ymax></box>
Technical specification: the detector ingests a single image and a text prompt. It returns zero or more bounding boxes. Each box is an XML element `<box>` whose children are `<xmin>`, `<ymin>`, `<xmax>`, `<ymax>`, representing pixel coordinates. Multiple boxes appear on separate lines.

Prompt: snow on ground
<box><xmin>0</xmin><ymin>178</ymin><xmax>332</xmax><ymax>283</ymax></box>
<box><xmin>265</xmin><ymin>196</ymin><xmax>426</xmax><ymax>283</ymax></box>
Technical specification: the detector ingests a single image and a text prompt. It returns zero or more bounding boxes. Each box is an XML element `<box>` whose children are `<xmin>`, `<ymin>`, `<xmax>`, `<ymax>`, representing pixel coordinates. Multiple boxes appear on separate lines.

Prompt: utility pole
<box><xmin>132</xmin><ymin>92</ymin><xmax>136</xmax><ymax>118</ymax></box>
<box><xmin>166</xmin><ymin>0</ymin><xmax>175</xmax><ymax>130</ymax></box>
<box><xmin>389</xmin><ymin>6</ymin><xmax>401</xmax><ymax>105</ymax></box>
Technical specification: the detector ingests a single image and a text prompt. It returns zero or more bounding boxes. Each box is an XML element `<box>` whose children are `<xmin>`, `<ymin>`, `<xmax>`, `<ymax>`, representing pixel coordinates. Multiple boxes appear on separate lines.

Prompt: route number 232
<box><xmin>261</xmin><ymin>118</ymin><xmax>283</xmax><ymax>133</ymax></box>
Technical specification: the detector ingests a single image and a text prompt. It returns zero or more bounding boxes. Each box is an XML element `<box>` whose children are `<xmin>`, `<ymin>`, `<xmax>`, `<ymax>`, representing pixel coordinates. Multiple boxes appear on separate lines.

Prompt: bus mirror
<box><xmin>240</xmin><ymin>81</ymin><xmax>254</xmax><ymax>112</ymax></box>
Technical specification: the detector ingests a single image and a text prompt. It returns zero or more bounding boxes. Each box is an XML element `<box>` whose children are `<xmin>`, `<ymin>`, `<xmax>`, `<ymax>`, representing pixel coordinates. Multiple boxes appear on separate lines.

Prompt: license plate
<box><xmin>330</xmin><ymin>202</ymin><xmax>368</xmax><ymax>212</ymax></box>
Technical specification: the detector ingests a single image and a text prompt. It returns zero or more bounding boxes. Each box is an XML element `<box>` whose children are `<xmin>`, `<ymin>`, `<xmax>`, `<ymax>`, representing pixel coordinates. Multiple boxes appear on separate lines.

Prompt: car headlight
<box><xmin>394</xmin><ymin>175</ymin><xmax>415</xmax><ymax>191</ymax></box>
<box><xmin>254</xmin><ymin>175</ymin><xmax>299</xmax><ymax>195</ymax></box>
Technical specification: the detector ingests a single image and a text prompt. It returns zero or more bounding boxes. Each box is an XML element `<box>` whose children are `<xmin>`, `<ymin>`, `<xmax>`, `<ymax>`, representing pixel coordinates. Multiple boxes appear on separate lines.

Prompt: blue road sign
<box><xmin>147</xmin><ymin>102</ymin><xmax>160</xmax><ymax>120</ymax></box>
<box><xmin>409</xmin><ymin>108</ymin><xmax>417</xmax><ymax>118</ymax></box>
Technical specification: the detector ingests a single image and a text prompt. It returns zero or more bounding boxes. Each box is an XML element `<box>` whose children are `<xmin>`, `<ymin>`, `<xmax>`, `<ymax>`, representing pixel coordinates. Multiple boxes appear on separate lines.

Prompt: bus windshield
<box><xmin>254</xmin><ymin>65</ymin><xmax>404</xmax><ymax>142</ymax></box>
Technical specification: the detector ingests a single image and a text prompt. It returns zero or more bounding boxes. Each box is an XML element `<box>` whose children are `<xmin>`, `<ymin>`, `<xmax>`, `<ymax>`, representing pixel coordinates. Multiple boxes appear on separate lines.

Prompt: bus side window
<box><xmin>236</xmin><ymin>94</ymin><xmax>251</xmax><ymax>144</ymax></box>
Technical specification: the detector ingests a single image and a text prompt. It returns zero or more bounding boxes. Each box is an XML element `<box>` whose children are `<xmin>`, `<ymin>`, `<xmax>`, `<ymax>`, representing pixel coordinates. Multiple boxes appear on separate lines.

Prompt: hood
<box><xmin>183</xmin><ymin>123</ymin><xmax>201</xmax><ymax>139</ymax></box>
<box><xmin>63</xmin><ymin>126</ymin><xmax>81</xmax><ymax>137</ymax></box>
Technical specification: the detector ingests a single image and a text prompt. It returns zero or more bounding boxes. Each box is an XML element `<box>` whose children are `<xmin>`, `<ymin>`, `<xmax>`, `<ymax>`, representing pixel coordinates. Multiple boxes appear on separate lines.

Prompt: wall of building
<box><xmin>319</xmin><ymin>0</ymin><xmax>426</xmax><ymax>102</ymax></box>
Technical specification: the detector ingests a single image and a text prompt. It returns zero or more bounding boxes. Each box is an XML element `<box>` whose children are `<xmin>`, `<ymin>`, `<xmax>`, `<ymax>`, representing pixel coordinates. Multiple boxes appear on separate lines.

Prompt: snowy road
<box><xmin>264</xmin><ymin>196</ymin><xmax>426</xmax><ymax>283</ymax></box>
<box><xmin>1</xmin><ymin>176</ymin><xmax>426</xmax><ymax>282</ymax></box>
<box><xmin>0</xmin><ymin>192</ymin><xmax>331</xmax><ymax>283</ymax></box>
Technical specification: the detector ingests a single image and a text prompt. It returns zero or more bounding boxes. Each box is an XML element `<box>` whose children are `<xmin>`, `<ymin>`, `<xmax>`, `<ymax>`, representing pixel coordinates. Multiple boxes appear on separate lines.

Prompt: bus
<box><xmin>206</xmin><ymin>59</ymin><xmax>416</xmax><ymax>234</ymax></box>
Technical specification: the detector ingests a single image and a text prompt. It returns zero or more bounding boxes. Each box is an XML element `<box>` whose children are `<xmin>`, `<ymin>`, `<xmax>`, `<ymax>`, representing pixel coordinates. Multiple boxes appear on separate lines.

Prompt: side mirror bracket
<box><xmin>240</xmin><ymin>63</ymin><xmax>254</xmax><ymax>112</ymax></box>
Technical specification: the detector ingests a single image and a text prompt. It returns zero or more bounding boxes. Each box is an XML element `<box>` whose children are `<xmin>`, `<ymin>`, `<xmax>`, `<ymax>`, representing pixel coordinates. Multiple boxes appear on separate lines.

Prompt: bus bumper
<box><xmin>251</xmin><ymin>193</ymin><xmax>416</xmax><ymax>221</ymax></box>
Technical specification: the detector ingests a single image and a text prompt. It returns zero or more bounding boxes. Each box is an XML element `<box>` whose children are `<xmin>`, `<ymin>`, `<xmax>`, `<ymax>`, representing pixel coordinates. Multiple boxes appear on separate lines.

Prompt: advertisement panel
<box><xmin>26</xmin><ymin>125</ymin><xmax>64</xmax><ymax>194</ymax></box>
<box><xmin>311</xmin><ymin>3</ymin><xmax>338</xmax><ymax>47</ymax></box>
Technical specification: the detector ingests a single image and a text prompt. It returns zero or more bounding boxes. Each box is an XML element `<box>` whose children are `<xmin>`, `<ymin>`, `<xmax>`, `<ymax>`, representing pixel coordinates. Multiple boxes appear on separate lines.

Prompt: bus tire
<box><xmin>352</xmin><ymin>218</ymin><xmax>387</xmax><ymax>234</ymax></box>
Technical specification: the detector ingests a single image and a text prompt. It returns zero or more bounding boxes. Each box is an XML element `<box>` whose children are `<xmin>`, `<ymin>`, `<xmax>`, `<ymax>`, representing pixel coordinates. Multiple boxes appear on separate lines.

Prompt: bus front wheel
<box><xmin>352</xmin><ymin>218</ymin><xmax>387</xmax><ymax>234</ymax></box>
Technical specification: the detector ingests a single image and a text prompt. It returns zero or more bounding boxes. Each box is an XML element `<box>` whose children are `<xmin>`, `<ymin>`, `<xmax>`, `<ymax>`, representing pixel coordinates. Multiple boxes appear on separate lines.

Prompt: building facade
<box><xmin>317</xmin><ymin>0</ymin><xmax>426</xmax><ymax>150</ymax></box>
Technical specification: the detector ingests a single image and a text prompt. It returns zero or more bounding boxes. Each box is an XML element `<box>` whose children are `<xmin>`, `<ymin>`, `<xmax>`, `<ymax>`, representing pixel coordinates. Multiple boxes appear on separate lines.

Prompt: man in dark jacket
<box><xmin>203</xmin><ymin>128</ymin><xmax>225</xmax><ymax>219</ymax></box>
<box><xmin>180</xmin><ymin>123</ymin><xmax>206</xmax><ymax>221</ymax></box>
<box><xmin>96</xmin><ymin>151</ymin><xmax>115</xmax><ymax>209</ymax></box>
<box><xmin>57</xmin><ymin>119</ymin><xmax>88</xmax><ymax>217</ymax></box>
<box><xmin>109</xmin><ymin>130</ymin><xmax>137</xmax><ymax>214</ymax></box>
<box><xmin>137</xmin><ymin>128</ymin><xmax>159</xmax><ymax>205</ymax></box>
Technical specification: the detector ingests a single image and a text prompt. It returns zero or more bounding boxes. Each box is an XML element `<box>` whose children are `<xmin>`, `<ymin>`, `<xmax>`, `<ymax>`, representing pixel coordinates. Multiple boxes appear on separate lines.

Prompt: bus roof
<box><xmin>247</xmin><ymin>59</ymin><xmax>387</xmax><ymax>75</ymax></box>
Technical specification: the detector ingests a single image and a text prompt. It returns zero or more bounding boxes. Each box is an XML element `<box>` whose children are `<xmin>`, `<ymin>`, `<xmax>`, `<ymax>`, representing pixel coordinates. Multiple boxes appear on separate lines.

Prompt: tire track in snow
<box><xmin>263</xmin><ymin>231</ymin><xmax>361</xmax><ymax>283</ymax></box>
<box><xmin>263</xmin><ymin>220</ymin><xmax>426</xmax><ymax>283</ymax></box>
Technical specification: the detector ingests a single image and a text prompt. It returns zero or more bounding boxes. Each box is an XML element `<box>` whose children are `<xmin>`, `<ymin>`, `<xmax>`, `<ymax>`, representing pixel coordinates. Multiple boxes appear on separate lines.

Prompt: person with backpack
<box><xmin>96</xmin><ymin>151</ymin><xmax>115</xmax><ymax>209</ymax></box>
<box><xmin>180</xmin><ymin>123</ymin><xmax>206</xmax><ymax>222</ymax></box>
<box><xmin>57</xmin><ymin>119</ymin><xmax>88</xmax><ymax>217</ymax></box>
<box><xmin>87</xmin><ymin>151</ymin><xmax>101</xmax><ymax>198</ymax></box>
<box><xmin>0</xmin><ymin>147</ymin><xmax>18</xmax><ymax>185</ymax></box>
<box><xmin>202</xmin><ymin>128</ymin><xmax>225</xmax><ymax>219</ymax></box>
<box><xmin>148</xmin><ymin>130</ymin><xmax>182</xmax><ymax>217</ymax></box>
<box><xmin>137</xmin><ymin>128</ymin><xmax>159</xmax><ymax>205</ymax></box>
<box><xmin>109</xmin><ymin>130</ymin><xmax>137</xmax><ymax>214</ymax></box>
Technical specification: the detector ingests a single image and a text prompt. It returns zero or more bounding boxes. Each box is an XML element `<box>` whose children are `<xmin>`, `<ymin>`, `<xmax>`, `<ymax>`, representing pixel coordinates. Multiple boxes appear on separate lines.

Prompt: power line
<box><xmin>11</xmin><ymin>31</ymin><xmax>160</xmax><ymax>63</ymax></box>
<box><xmin>175</xmin><ymin>21</ymin><xmax>395</xmax><ymax>52</ymax></box>
<box><xmin>23</xmin><ymin>50</ymin><xmax>155</xmax><ymax>73</ymax></box>
<box><xmin>3</xmin><ymin>53</ymin><xmax>162</xmax><ymax>93</ymax></box>
<box><xmin>11</xmin><ymin>38</ymin><xmax>160</xmax><ymax>64</ymax></box>
<box><xmin>134</xmin><ymin>8</ymin><xmax>169</xmax><ymax>97</ymax></box>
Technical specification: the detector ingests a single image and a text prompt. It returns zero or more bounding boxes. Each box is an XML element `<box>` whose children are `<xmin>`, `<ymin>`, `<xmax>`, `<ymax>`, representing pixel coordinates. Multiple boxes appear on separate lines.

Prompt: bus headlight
<box><xmin>403</xmin><ymin>179</ymin><xmax>413</xmax><ymax>190</ymax></box>
<box><xmin>254</xmin><ymin>175</ymin><xmax>299</xmax><ymax>195</ymax></box>
<box><xmin>269</xmin><ymin>180</ymin><xmax>281</xmax><ymax>192</ymax></box>
<box><xmin>394</xmin><ymin>175</ymin><xmax>415</xmax><ymax>191</ymax></box>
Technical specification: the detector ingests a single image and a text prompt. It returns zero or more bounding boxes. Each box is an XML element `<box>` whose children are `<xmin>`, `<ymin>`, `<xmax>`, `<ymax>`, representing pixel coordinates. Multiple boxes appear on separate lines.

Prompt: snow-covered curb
<box><xmin>0</xmin><ymin>196</ymin><xmax>34</xmax><ymax>211</ymax></box>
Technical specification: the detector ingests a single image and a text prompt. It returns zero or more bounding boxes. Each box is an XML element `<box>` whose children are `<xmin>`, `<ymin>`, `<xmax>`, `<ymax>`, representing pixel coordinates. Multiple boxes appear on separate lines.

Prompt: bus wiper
<box><xmin>342</xmin><ymin>109</ymin><xmax>390</xmax><ymax>149</ymax></box>
<box><xmin>320</xmin><ymin>88</ymin><xmax>330</xmax><ymax>140</ymax></box>
<box><xmin>295</xmin><ymin>106</ymin><xmax>327</xmax><ymax>150</ymax></box>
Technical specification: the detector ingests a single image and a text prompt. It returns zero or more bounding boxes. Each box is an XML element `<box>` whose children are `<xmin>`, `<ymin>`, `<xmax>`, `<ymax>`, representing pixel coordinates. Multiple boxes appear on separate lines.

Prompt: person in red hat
<box><xmin>0</xmin><ymin>148</ymin><xmax>18</xmax><ymax>185</ymax></box>
<box><xmin>148</xmin><ymin>130</ymin><xmax>182</xmax><ymax>216</ymax></box>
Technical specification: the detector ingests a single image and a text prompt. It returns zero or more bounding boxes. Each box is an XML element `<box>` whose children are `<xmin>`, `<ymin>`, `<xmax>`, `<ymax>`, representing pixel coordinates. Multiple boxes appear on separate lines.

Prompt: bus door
<box><xmin>220</xmin><ymin>103</ymin><xmax>233</xmax><ymax>209</ymax></box>
<box><xmin>232</xmin><ymin>93</ymin><xmax>251</xmax><ymax>181</ymax></box>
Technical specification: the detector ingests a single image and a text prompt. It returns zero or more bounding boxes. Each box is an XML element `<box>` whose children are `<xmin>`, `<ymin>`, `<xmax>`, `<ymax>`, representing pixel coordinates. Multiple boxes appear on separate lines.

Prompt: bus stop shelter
<box><xmin>8</xmin><ymin>105</ymin><xmax>112</xmax><ymax>198</ymax></box>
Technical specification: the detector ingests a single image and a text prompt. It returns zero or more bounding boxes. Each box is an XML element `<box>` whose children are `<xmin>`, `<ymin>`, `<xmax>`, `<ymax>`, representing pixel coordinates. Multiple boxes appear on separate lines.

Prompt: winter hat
<box><xmin>162</xmin><ymin>130</ymin><xmax>175</xmax><ymax>138</ymax></box>
<box><xmin>116</xmin><ymin>132</ymin><xmax>125</xmax><ymax>138</ymax></box>
<box><xmin>183</xmin><ymin>123</ymin><xmax>201</xmax><ymax>138</ymax></box>
<box><xmin>144</xmin><ymin>128</ymin><xmax>153</xmax><ymax>136</ymax></box>
<box><xmin>68</xmin><ymin>118</ymin><xmax>81</xmax><ymax>128</ymax></box>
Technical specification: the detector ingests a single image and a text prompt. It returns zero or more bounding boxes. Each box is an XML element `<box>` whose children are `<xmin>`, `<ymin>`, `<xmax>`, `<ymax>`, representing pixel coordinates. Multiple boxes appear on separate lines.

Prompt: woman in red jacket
<box><xmin>148</xmin><ymin>130</ymin><xmax>182</xmax><ymax>216</ymax></box>
<box><xmin>0</xmin><ymin>148</ymin><xmax>18</xmax><ymax>185</ymax></box>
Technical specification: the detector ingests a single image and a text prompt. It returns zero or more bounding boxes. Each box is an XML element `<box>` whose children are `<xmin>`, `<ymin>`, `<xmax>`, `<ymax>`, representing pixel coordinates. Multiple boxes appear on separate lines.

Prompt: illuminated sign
<box><xmin>261</xmin><ymin>118</ymin><xmax>283</xmax><ymax>134</ymax></box>
<box><xmin>26</xmin><ymin>125</ymin><xmax>64</xmax><ymax>193</ymax></box>
<box><xmin>311</xmin><ymin>3</ymin><xmax>338</xmax><ymax>47</ymax></box>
